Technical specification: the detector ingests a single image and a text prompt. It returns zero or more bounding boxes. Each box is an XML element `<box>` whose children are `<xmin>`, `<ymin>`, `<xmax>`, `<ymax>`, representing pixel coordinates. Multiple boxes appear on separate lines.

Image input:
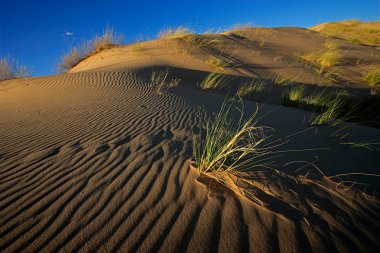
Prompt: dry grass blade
<box><xmin>193</xmin><ymin>99</ymin><xmax>273</xmax><ymax>176</ymax></box>
<box><xmin>236</xmin><ymin>79</ymin><xmax>266</xmax><ymax>98</ymax></box>
<box><xmin>298</xmin><ymin>49</ymin><xmax>343</xmax><ymax>68</ymax></box>
<box><xmin>199</xmin><ymin>72</ymin><xmax>232</xmax><ymax>90</ymax></box>
<box><xmin>58</xmin><ymin>27</ymin><xmax>123</xmax><ymax>72</ymax></box>
<box><xmin>282</xmin><ymin>85</ymin><xmax>305</xmax><ymax>106</ymax></box>
<box><xmin>273</xmin><ymin>74</ymin><xmax>294</xmax><ymax>86</ymax></box>
<box><xmin>362</xmin><ymin>65</ymin><xmax>380</xmax><ymax>87</ymax></box>
<box><xmin>0</xmin><ymin>56</ymin><xmax>29</xmax><ymax>81</ymax></box>
<box><xmin>158</xmin><ymin>26</ymin><xmax>193</xmax><ymax>39</ymax></box>
<box><xmin>150</xmin><ymin>69</ymin><xmax>181</xmax><ymax>94</ymax></box>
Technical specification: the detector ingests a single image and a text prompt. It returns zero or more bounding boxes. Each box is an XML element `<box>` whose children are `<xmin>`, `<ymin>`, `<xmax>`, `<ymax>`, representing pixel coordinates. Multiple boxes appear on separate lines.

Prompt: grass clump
<box><xmin>158</xmin><ymin>26</ymin><xmax>193</xmax><ymax>39</ymax></box>
<box><xmin>236</xmin><ymin>79</ymin><xmax>266</xmax><ymax>98</ymax></box>
<box><xmin>323</xmin><ymin>40</ymin><xmax>340</xmax><ymax>50</ymax></box>
<box><xmin>207</xmin><ymin>56</ymin><xmax>229</xmax><ymax>69</ymax></box>
<box><xmin>150</xmin><ymin>69</ymin><xmax>181</xmax><ymax>95</ymax></box>
<box><xmin>193</xmin><ymin>100</ymin><xmax>269</xmax><ymax>176</ymax></box>
<box><xmin>228</xmin><ymin>23</ymin><xmax>253</xmax><ymax>31</ymax></box>
<box><xmin>59</xmin><ymin>47</ymin><xmax>85</xmax><ymax>72</ymax></box>
<box><xmin>304</xmin><ymin>89</ymin><xmax>334</xmax><ymax>107</ymax></box>
<box><xmin>299</xmin><ymin>49</ymin><xmax>342</xmax><ymax>68</ymax></box>
<box><xmin>0</xmin><ymin>56</ymin><xmax>29</xmax><ymax>81</ymax></box>
<box><xmin>273</xmin><ymin>74</ymin><xmax>294</xmax><ymax>86</ymax></box>
<box><xmin>282</xmin><ymin>85</ymin><xmax>305</xmax><ymax>106</ymax></box>
<box><xmin>362</xmin><ymin>66</ymin><xmax>380</xmax><ymax>87</ymax></box>
<box><xmin>92</xmin><ymin>27</ymin><xmax>123</xmax><ymax>52</ymax></box>
<box><xmin>58</xmin><ymin>27</ymin><xmax>123</xmax><ymax>72</ymax></box>
<box><xmin>309</xmin><ymin>92</ymin><xmax>351</xmax><ymax>126</ymax></box>
<box><xmin>182</xmin><ymin>34</ymin><xmax>227</xmax><ymax>51</ymax></box>
<box><xmin>182</xmin><ymin>34</ymin><xmax>210</xmax><ymax>47</ymax></box>
<box><xmin>199</xmin><ymin>72</ymin><xmax>232</xmax><ymax>90</ymax></box>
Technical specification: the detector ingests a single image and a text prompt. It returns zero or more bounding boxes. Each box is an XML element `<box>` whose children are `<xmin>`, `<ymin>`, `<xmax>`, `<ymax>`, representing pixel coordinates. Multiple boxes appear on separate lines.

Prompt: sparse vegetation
<box><xmin>228</xmin><ymin>23</ymin><xmax>253</xmax><ymax>31</ymax></box>
<box><xmin>172</xmin><ymin>40</ymin><xmax>191</xmax><ymax>56</ymax></box>
<box><xmin>182</xmin><ymin>34</ymin><xmax>227</xmax><ymax>51</ymax></box>
<box><xmin>323</xmin><ymin>40</ymin><xmax>340</xmax><ymax>50</ymax></box>
<box><xmin>340</xmin><ymin>140</ymin><xmax>380</xmax><ymax>151</ymax></box>
<box><xmin>92</xmin><ymin>27</ymin><xmax>123</xmax><ymax>52</ymax></box>
<box><xmin>362</xmin><ymin>65</ymin><xmax>380</xmax><ymax>87</ymax></box>
<box><xmin>299</xmin><ymin>49</ymin><xmax>342</xmax><ymax>69</ymax></box>
<box><xmin>0</xmin><ymin>56</ymin><xmax>29</xmax><ymax>81</ymax></box>
<box><xmin>58</xmin><ymin>27</ymin><xmax>123</xmax><ymax>72</ymax></box>
<box><xmin>280</xmin><ymin>87</ymin><xmax>380</xmax><ymax>128</ymax></box>
<box><xmin>311</xmin><ymin>20</ymin><xmax>380</xmax><ymax>46</ymax></box>
<box><xmin>193</xmin><ymin>100</ymin><xmax>270</xmax><ymax>177</ymax></box>
<box><xmin>304</xmin><ymin>89</ymin><xmax>334</xmax><ymax>107</ymax></box>
<box><xmin>158</xmin><ymin>26</ymin><xmax>193</xmax><ymax>39</ymax></box>
<box><xmin>207</xmin><ymin>56</ymin><xmax>229</xmax><ymax>69</ymax></box>
<box><xmin>236</xmin><ymin>79</ymin><xmax>266</xmax><ymax>98</ymax></box>
<box><xmin>199</xmin><ymin>72</ymin><xmax>232</xmax><ymax>90</ymax></box>
<box><xmin>150</xmin><ymin>69</ymin><xmax>181</xmax><ymax>94</ymax></box>
<box><xmin>182</xmin><ymin>34</ymin><xmax>210</xmax><ymax>47</ymax></box>
<box><xmin>310</xmin><ymin>95</ymin><xmax>349</xmax><ymax>126</ymax></box>
<box><xmin>282</xmin><ymin>85</ymin><xmax>305</xmax><ymax>106</ymax></box>
<box><xmin>273</xmin><ymin>74</ymin><xmax>294</xmax><ymax>86</ymax></box>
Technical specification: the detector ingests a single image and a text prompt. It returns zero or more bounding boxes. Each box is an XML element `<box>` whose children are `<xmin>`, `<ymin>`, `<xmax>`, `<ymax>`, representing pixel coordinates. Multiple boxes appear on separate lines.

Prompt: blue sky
<box><xmin>1</xmin><ymin>0</ymin><xmax>379</xmax><ymax>76</ymax></box>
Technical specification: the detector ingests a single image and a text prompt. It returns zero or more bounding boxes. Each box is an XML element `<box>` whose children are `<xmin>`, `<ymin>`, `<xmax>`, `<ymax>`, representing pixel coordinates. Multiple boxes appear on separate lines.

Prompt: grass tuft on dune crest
<box><xmin>158</xmin><ymin>26</ymin><xmax>193</xmax><ymax>39</ymax></box>
<box><xmin>311</xmin><ymin>20</ymin><xmax>380</xmax><ymax>46</ymax></box>
<box><xmin>0</xmin><ymin>56</ymin><xmax>29</xmax><ymax>81</ymax></box>
<box><xmin>58</xmin><ymin>27</ymin><xmax>123</xmax><ymax>72</ymax></box>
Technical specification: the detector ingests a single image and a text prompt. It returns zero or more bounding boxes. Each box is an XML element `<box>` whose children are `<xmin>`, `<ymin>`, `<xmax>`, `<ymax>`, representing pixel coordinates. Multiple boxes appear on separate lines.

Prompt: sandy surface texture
<box><xmin>1</xmin><ymin>27</ymin><xmax>380</xmax><ymax>252</ymax></box>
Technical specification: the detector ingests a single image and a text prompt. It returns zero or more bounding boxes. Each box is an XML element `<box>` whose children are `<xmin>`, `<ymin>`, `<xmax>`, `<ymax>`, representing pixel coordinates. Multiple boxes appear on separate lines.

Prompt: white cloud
<box><xmin>65</xmin><ymin>32</ymin><xmax>74</xmax><ymax>36</ymax></box>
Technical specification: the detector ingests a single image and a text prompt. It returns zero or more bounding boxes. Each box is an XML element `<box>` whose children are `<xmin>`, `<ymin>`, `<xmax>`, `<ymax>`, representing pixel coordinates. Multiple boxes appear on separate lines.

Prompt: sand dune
<box><xmin>1</xmin><ymin>27</ymin><xmax>380</xmax><ymax>252</ymax></box>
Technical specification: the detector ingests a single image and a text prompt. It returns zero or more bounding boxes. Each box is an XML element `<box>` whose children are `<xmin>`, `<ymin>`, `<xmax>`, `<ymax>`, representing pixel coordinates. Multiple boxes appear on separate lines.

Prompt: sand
<box><xmin>1</xmin><ymin>27</ymin><xmax>380</xmax><ymax>252</ymax></box>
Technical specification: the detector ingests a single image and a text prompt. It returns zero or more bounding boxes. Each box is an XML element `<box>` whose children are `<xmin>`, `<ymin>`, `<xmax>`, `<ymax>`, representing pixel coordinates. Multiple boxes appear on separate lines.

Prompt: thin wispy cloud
<box><xmin>65</xmin><ymin>32</ymin><xmax>74</xmax><ymax>36</ymax></box>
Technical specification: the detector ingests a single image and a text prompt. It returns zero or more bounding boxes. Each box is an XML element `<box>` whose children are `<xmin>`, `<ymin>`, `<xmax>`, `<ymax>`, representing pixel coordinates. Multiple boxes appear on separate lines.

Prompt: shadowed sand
<box><xmin>1</xmin><ymin>27</ymin><xmax>380</xmax><ymax>252</ymax></box>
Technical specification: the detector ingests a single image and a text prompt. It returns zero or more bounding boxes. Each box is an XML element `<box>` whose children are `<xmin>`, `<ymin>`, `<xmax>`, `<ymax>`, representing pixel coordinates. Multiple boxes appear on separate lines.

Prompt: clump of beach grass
<box><xmin>236</xmin><ymin>79</ymin><xmax>266</xmax><ymax>98</ymax></box>
<box><xmin>299</xmin><ymin>49</ymin><xmax>343</xmax><ymax>69</ymax></box>
<box><xmin>158</xmin><ymin>26</ymin><xmax>193</xmax><ymax>39</ymax></box>
<box><xmin>199</xmin><ymin>72</ymin><xmax>232</xmax><ymax>90</ymax></box>
<box><xmin>182</xmin><ymin>34</ymin><xmax>210</xmax><ymax>47</ymax></box>
<box><xmin>207</xmin><ymin>56</ymin><xmax>229</xmax><ymax>69</ymax></box>
<box><xmin>309</xmin><ymin>93</ymin><xmax>350</xmax><ymax>126</ymax></box>
<box><xmin>0</xmin><ymin>56</ymin><xmax>29</xmax><ymax>81</ymax></box>
<box><xmin>304</xmin><ymin>89</ymin><xmax>334</xmax><ymax>108</ymax></box>
<box><xmin>228</xmin><ymin>23</ymin><xmax>253</xmax><ymax>31</ymax></box>
<box><xmin>92</xmin><ymin>27</ymin><xmax>123</xmax><ymax>52</ymax></box>
<box><xmin>273</xmin><ymin>74</ymin><xmax>294</xmax><ymax>86</ymax></box>
<box><xmin>59</xmin><ymin>47</ymin><xmax>85</xmax><ymax>72</ymax></box>
<box><xmin>282</xmin><ymin>85</ymin><xmax>305</xmax><ymax>106</ymax></box>
<box><xmin>182</xmin><ymin>34</ymin><xmax>227</xmax><ymax>51</ymax></box>
<box><xmin>193</xmin><ymin>100</ymin><xmax>270</xmax><ymax>177</ymax></box>
<box><xmin>362</xmin><ymin>65</ymin><xmax>380</xmax><ymax>87</ymax></box>
<box><xmin>323</xmin><ymin>40</ymin><xmax>340</xmax><ymax>50</ymax></box>
<box><xmin>150</xmin><ymin>69</ymin><xmax>181</xmax><ymax>95</ymax></box>
<box><xmin>58</xmin><ymin>27</ymin><xmax>123</xmax><ymax>72</ymax></box>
